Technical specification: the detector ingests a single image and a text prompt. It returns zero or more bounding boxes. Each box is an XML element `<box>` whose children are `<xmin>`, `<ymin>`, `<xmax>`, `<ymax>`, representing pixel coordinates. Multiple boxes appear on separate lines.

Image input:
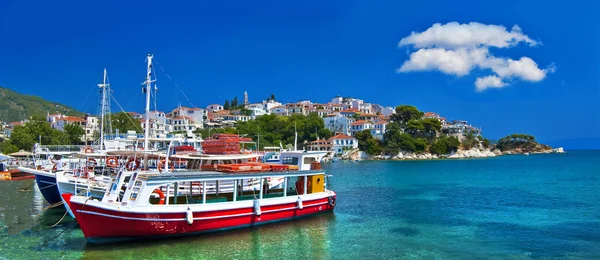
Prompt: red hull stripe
<box><xmin>76</xmin><ymin>201</ymin><xmax>329</xmax><ymax>222</ymax></box>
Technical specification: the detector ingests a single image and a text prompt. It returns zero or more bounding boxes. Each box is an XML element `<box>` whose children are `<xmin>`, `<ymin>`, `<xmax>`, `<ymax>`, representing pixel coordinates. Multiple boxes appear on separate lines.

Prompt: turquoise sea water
<box><xmin>1</xmin><ymin>151</ymin><xmax>599</xmax><ymax>259</ymax></box>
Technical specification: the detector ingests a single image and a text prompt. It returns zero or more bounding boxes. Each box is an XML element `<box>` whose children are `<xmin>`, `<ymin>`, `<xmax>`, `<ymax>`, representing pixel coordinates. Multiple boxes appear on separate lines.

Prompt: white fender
<box><xmin>186</xmin><ymin>207</ymin><xmax>193</xmax><ymax>225</ymax></box>
<box><xmin>253</xmin><ymin>199</ymin><xmax>261</xmax><ymax>216</ymax></box>
<box><xmin>297</xmin><ymin>196</ymin><xmax>303</xmax><ymax>210</ymax></box>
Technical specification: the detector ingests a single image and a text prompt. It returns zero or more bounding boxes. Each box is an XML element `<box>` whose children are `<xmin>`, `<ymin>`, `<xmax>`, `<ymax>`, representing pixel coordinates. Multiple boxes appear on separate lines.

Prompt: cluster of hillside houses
<box><xmin>1</xmin><ymin>94</ymin><xmax>481</xmax><ymax>155</ymax></box>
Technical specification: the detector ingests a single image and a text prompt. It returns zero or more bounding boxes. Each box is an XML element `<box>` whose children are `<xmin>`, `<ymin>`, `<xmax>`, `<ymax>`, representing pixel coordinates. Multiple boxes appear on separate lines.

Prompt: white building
<box><xmin>170</xmin><ymin>107</ymin><xmax>206</xmax><ymax>129</ymax></box>
<box><xmin>286</xmin><ymin>103</ymin><xmax>305</xmax><ymax>115</ymax></box>
<box><xmin>329</xmin><ymin>134</ymin><xmax>358</xmax><ymax>155</ymax></box>
<box><xmin>83</xmin><ymin>115</ymin><xmax>99</xmax><ymax>142</ymax></box>
<box><xmin>349</xmin><ymin>120</ymin><xmax>373</xmax><ymax>136</ymax></box>
<box><xmin>323</xmin><ymin>114</ymin><xmax>353</xmax><ymax>136</ymax></box>
<box><xmin>206</xmin><ymin>104</ymin><xmax>223</xmax><ymax>112</ymax></box>
<box><xmin>371</xmin><ymin>121</ymin><xmax>389</xmax><ymax>140</ymax></box>
<box><xmin>170</xmin><ymin>116</ymin><xmax>197</xmax><ymax>132</ymax></box>
<box><xmin>270</xmin><ymin>106</ymin><xmax>288</xmax><ymax>116</ymax></box>
<box><xmin>140</xmin><ymin>111</ymin><xmax>173</xmax><ymax>137</ymax></box>
<box><xmin>262</xmin><ymin>100</ymin><xmax>282</xmax><ymax>112</ymax></box>
<box><xmin>247</xmin><ymin>107</ymin><xmax>268</xmax><ymax>117</ymax></box>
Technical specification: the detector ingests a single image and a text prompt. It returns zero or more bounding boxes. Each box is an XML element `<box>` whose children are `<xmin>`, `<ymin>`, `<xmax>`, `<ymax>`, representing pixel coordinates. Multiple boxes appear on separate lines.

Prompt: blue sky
<box><xmin>0</xmin><ymin>0</ymin><xmax>599</xmax><ymax>149</ymax></box>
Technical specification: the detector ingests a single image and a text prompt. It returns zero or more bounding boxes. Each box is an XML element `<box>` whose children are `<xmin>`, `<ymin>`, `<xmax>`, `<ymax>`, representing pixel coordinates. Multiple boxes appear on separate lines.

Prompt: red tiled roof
<box><xmin>359</xmin><ymin>114</ymin><xmax>379</xmax><ymax>117</ymax></box>
<box><xmin>374</xmin><ymin>121</ymin><xmax>389</xmax><ymax>125</ymax></box>
<box><xmin>340</xmin><ymin>108</ymin><xmax>360</xmax><ymax>113</ymax></box>
<box><xmin>328</xmin><ymin>134</ymin><xmax>355</xmax><ymax>140</ymax></box>
<box><xmin>424</xmin><ymin>112</ymin><xmax>440</xmax><ymax>117</ymax></box>
<box><xmin>350</xmin><ymin>120</ymin><xmax>372</xmax><ymax>126</ymax></box>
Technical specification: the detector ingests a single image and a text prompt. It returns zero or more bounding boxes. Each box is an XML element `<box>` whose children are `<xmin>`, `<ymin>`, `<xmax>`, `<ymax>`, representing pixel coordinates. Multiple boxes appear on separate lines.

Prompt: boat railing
<box><xmin>40</xmin><ymin>145</ymin><xmax>91</xmax><ymax>152</ymax></box>
<box><xmin>144</xmin><ymin>169</ymin><xmax>326</xmax><ymax>185</ymax></box>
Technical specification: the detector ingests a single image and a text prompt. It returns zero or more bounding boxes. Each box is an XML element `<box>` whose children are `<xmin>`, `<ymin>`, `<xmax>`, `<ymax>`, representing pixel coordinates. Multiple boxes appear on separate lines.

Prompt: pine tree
<box><xmin>224</xmin><ymin>100</ymin><xmax>230</xmax><ymax>110</ymax></box>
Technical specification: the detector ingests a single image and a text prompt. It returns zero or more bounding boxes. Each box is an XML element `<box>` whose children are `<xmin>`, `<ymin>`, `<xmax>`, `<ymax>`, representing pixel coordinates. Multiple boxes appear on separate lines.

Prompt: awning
<box><xmin>9</xmin><ymin>150</ymin><xmax>33</xmax><ymax>157</ymax></box>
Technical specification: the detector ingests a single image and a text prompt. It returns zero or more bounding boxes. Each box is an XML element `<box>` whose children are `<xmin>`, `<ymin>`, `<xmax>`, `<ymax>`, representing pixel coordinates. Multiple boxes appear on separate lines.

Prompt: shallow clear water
<box><xmin>1</xmin><ymin>151</ymin><xmax>599</xmax><ymax>259</ymax></box>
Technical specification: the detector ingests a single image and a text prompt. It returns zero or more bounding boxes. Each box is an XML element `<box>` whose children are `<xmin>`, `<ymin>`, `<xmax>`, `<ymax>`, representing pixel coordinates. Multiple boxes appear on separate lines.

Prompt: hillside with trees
<box><xmin>357</xmin><ymin>105</ymin><xmax>493</xmax><ymax>157</ymax></box>
<box><xmin>0</xmin><ymin>116</ymin><xmax>85</xmax><ymax>153</ymax></box>
<box><xmin>0</xmin><ymin>86</ymin><xmax>83</xmax><ymax>123</ymax></box>
<box><xmin>495</xmin><ymin>134</ymin><xmax>551</xmax><ymax>153</ymax></box>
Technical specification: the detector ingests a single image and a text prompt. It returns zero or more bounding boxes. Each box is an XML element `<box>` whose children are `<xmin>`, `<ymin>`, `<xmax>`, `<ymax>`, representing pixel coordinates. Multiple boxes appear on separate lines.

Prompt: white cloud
<box><xmin>475</xmin><ymin>75</ymin><xmax>507</xmax><ymax>92</ymax></box>
<box><xmin>397</xmin><ymin>22</ymin><xmax>554</xmax><ymax>92</ymax></box>
<box><xmin>397</xmin><ymin>48</ymin><xmax>487</xmax><ymax>76</ymax></box>
<box><xmin>399</xmin><ymin>22</ymin><xmax>538</xmax><ymax>49</ymax></box>
<box><xmin>487</xmin><ymin>57</ymin><xmax>547</xmax><ymax>82</ymax></box>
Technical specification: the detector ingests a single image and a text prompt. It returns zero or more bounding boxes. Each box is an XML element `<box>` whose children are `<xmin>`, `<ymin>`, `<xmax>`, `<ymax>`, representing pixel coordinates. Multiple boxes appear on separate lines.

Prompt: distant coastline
<box><xmin>346</xmin><ymin>146</ymin><xmax>565</xmax><ymax>161</ymax></box>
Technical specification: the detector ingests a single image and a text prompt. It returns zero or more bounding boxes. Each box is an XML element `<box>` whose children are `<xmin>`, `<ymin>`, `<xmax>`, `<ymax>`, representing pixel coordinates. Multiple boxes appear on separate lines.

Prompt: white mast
<box><xmin>142</xmin><ymin>54</ymin><xmax>154</xmax><ymax>151</ymax></box>
<box><xmin>97</xmin><ymin>68</ymin><xmax>109</xmax><ymax>150</ymax></box>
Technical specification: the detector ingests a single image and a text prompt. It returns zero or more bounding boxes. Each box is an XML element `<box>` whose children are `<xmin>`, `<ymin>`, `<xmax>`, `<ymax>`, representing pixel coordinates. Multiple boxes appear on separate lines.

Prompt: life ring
<box><xmin>153</xmin><ymin>188</ymin><xmax>166</xmax><ymax>205</ymax></box>
<box><xmin>84</xmin><ymin>147</ymin><xmax>93</xmax><ymax>153</ymax></box>
<box><xmin>157</xmin><ymin>159</ymin><xmax>174</xmax><ymax>172</ymax></box>
<box><xmin>126</xmin><ymin>157</ymin><xmax>141</xmax><ymax>171</ymax></box>
<box><xmin>106</xmin><ymin>156</ymin><xmax>118</xmax><ymax>168</ymax></box>
<box><xmin>295</xmin><ymin>177</ymin><xmax>311</xmax><ymax>195</ymax></box>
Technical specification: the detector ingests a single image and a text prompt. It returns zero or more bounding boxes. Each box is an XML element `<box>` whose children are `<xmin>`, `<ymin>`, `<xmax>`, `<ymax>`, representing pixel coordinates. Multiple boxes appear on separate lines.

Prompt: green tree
<box><xmin>496</xmin><ymin>133</ymin><xmax>539</xmax><ymax>151</ymax></box>
<box><xmin>414</xmin><ymin>138</ymin><xmax>428</xmax><ymax>153</ymax></box>
<box><xmin>111</xmin><ymin>112</ymin><xmax>142</xmax><ymax>133</ymax></box>
<box><xmin>421</xmin><ymin>118</ymin><xmax>442</xmax><ymax>139</ymax></box>
<box><xmin>355</xmin><ymin>129</ymin><xmax>382</xmax><ymax>155</ymax></box>
<box><xmin>390</xmin><ymin>105</ymin><xmax>424</xmax><ymax>126</ymax></box>
<box><xmin>0</xmin><ymin>142</ymin><xmax>18</xmax><ymax>154</ymax></box>
<box><xmin>223</xmin><ymin>100</ymin><xmax>230</xmax><ymax>110</ymax></box>
<box><xmin>240</xmin><ymin>108</ymin><xmax>252</xmax><ymax>116</ymax></box>
<box><xmin>397</xmin><ymin>133</ymin><xmax>416</xmax><ymax>152</ymax></box>
<box><xmin>405</xmin><ymin>119</ymin><xmax>424</xmax><ymax>136</ymax></box>
<box><xmin>270</xmin><ymin>94</ymin><xmax>276</xmax><ymax>101</ymax></box>
<box><xmin>63</xmin><ymin>123</ymin><xmax>85</xmax><ymax>145</ymax></box>
<box><xmin>482</xmin><ymin>138</ymin><xmax>491</xmax><ymax>148</ymax></box>
<box><xmin>231</xmin><ymin>97</ymin><xmax>239</xmax><ymax>109</ymax></box>
<box><xmin>431</xmin><ymin>136</ymin><xmax>461</xmax><ymax>155</ymax></box>
<box><xmin>430</xmin><ymin>139</ymin><xmax>447</xmax><ymax>155</ymax></box>
<box><xmin>383</xmin><ymin>122</ymin><xmax>403</xmax><ymax>154</ymax></box>
<box><xmin>8</xmin><ymin>125</ymin><xmax>35</xmax><ymax>150</ymax></box>
<box><xmin>462</xmin><ymin>131</ymin><xmax>478</xmax><ymax>149</ymax></box>
<box><xmin>3</xmin><ymin>116</ymin><xmax>76</xmax><ymax>151</ymax></box>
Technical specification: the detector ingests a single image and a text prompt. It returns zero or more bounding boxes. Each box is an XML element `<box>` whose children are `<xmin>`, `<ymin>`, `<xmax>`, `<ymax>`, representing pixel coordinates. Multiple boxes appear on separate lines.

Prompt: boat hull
<box><xmin>67</xmin><ymin>195</ymin><xmax>335</xmax><ymax>243</ymax></box>
<box><xmin>35</xmin><ymin>174</ymin><xmax>61</xmax><ymax>204</ymax></box>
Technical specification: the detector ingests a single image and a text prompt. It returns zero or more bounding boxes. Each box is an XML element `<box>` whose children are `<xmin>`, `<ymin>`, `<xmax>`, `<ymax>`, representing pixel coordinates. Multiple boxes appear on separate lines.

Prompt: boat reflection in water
<box><xmin>82</xmin><ymin>211</ymin><xmax>335</xmax><ymax>259</ymax></box>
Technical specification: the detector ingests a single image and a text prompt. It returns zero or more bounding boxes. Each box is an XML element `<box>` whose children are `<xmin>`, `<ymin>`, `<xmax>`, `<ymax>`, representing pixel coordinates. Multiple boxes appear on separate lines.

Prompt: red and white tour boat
<box><xmin>63</xmin><ymin>150</ymin><xmax>336</xmax><ymax>243</ymax></box>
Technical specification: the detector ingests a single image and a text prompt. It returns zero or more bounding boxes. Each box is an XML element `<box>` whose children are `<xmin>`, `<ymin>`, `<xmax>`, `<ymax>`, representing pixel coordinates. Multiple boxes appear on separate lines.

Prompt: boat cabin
<box><xmin>103</xmin><ymin>151</ymin><xmax>329</xmax><ymax>207</ymax></box>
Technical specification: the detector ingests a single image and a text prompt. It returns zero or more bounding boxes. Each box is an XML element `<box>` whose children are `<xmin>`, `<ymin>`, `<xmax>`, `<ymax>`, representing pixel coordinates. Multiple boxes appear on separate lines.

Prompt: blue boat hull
<box><xmin>35</xmin><ymin>174</ymin><xmax>61</xmax><ymax>205</ymax></box>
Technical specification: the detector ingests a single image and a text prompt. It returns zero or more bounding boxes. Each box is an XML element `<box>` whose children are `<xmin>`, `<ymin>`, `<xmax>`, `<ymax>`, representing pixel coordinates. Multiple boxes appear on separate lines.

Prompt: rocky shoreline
<box><xmin>347</xmin><ymin>147</ymin><xmax>565</xmax><ymax>161</ymax></box>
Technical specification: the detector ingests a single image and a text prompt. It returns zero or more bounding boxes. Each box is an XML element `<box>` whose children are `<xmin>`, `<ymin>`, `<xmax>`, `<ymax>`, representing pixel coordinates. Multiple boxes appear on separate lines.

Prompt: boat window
<box><xmin>303</xmin><ymin>157</ymin><xmax>316</xmax><ymax>164</ymax></box>
<box><xmin>129</xmin><ymin>180</ymin><xmax>143</xmax><ymax>201</ymax></box>
<box><xmin>281</xmin><ymin>157</ymin><xmax>298</xmax><ymax>165</ymax></box>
